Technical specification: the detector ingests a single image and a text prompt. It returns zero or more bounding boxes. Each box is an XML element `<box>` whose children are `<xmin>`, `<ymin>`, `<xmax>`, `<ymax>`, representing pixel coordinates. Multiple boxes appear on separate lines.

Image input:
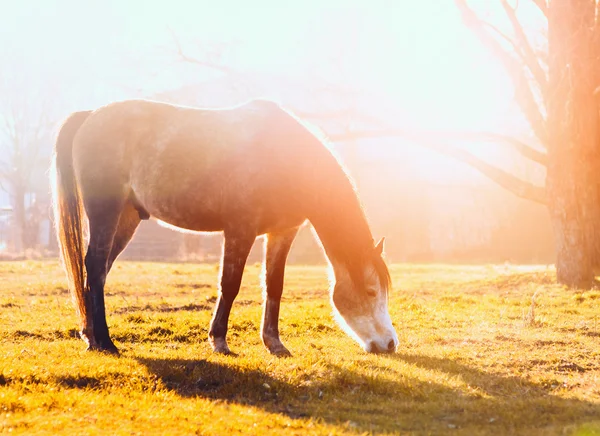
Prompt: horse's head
<box><xmin>330</xmin><ymin>238</ymin><xmax>398</xmax><ymax>353</ymax></box>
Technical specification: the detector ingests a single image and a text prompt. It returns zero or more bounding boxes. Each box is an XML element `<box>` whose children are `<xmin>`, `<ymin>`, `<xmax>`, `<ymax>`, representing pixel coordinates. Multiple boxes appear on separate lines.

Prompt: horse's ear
<box><xmin>375</xmin><ymin>237</ymin><xmax>385</xmax><ymax>255</ymax></box>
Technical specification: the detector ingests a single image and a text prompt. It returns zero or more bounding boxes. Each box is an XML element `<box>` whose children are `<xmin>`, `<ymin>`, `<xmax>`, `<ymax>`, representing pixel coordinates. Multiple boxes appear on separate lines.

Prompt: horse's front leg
<box><xmin>261</xmin><ymin>227</ymin><xmax>298</xmax><ymax>356</ymax></box>
<box><xmin>208</xmin><ymin>230</ymin><xmax>256</xmax><ymax>354</ymax></box>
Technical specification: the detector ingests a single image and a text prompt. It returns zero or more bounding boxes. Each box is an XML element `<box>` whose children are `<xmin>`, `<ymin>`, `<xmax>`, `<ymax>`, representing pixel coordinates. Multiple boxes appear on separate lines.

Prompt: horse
<box><xmin>52</xmin><ymin>99</ymin><xmax>398</xmax><ymax>356</ymax></box>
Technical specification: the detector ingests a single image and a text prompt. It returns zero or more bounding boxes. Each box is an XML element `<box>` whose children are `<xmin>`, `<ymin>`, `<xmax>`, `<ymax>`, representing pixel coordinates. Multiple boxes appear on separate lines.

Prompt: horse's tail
<box><xmin>52</xmin><ymin>110</ymin><xmax>92</xmax><ymax>331</ymax></box>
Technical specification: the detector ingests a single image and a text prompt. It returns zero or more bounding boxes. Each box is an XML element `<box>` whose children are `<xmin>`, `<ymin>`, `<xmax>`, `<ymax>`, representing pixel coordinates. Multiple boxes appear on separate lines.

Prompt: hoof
<box><xmin>83</xmin><ymin>335</ymin><xmax>119</xmax><ymax>355</ymax></box>
<box><xmin>101</xmin><ymin>344</ymin><xmax>120</xmax><ymax>355</ymax></box>
<box><xmin>210</xmin><ymin>337</ymin><xmax>232</xmax><ymax>355</ymax></box>
<box><xmin>268</xmin><ymin>345</ymin><xmax>292</xmax><ymax>357</ymax></box>
<box><xmin>263</xmin><ymin>337</ymin><xmax>292</xmax><ymax>357</ymax></box>
<box><xmin>213</xmin><ymin>346</ymin><xmax>232</xmax><ymax>355</ymax></box>
<box><xmin>81</xmin><ymin>329</ymin><xmax>119</xmax><ymax>355</ymax></box>
<box><xmin>85</xmin><ymin>342</ymin><xmax>120</xmax><ymax>355</ymax></box>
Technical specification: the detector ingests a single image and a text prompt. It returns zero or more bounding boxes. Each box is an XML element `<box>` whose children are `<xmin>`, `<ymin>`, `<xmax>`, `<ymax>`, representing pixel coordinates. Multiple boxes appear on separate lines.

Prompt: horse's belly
<box><xmin>154</xmin><ymin>209</ymin><xmax>304</xmax><ymax>235</ymax></box>
<box><xmin>145</xmin><ymin>202</ymin><xmax>226</xmax><ymax>232</ymax></box>
<box><xmin>139</xmin><ymin>193</ymin><xmax>303</xmax><ymax>235</ymax></box>
<box><xmin>131</xmin><ymin>162</ymin><xmax>306</xmax><ymax>234</ymax></box>
<box><xmin>255</xmin><ymin>212</ymin><xmax>305</xmax><ymax>235</ymax></box>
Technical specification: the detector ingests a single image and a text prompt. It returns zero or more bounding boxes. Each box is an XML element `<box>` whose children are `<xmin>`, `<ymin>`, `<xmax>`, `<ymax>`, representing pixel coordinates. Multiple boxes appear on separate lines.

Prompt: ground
<box><xmin>1</xmin><ymin>261</ymin><xmax>599</xmax><ymax>435</ymax></box>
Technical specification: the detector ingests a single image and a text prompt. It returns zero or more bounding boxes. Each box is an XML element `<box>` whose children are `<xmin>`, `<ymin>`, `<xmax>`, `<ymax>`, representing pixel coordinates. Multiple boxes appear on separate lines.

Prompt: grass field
<box><xmin>1</xmin><ymin>260</ymin><xmax>600</xmax><ymax>435</ymax></box>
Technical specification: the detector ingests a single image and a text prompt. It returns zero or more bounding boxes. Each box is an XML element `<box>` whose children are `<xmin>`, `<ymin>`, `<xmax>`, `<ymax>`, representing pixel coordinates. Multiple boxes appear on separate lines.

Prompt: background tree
<box><xmin>443</xmin><ymin>0</ymin><xmax>600</xmax><ymax>288</ymax></box>
<box><xmin>330</xmin><ymin>0</ymin><xmax>600</xmax><ymax>288</ymax></box>
<box><xmin>0</xmin><ymin>78</ymin><xmax>56</xmax><ymax>252</ymax></box>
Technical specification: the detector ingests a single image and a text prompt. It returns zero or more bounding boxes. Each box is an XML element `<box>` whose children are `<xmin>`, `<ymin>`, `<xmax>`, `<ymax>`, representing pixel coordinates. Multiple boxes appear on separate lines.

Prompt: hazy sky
<box><xmin>0</xmin><ymin>0</ymin><xmax>540</xmax><ymax>124</ymax></box>
<box><xmin>0</xmin><ymin>0</ymin><xmax>545</xmax><ymax>184</ymax></box>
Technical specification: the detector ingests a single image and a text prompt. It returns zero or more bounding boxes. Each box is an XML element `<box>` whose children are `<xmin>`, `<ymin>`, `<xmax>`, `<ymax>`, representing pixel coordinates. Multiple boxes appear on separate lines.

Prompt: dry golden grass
<box><xmin>1</xmin><ymin>261</ymin><xmax>600</xmax><ymax>435</ymax></box>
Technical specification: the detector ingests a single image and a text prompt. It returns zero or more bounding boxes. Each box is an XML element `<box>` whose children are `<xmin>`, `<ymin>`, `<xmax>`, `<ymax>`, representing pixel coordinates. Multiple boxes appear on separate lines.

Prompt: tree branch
<box><xmin>457</xmin><ymin>131</ymin><xmax>547</xmax><ymax>165</ymax></box>
<box><xmin>329</xmin><ymin>127</ymin><xmax>547</xmax><ymax>203</ymax></box>
<box><xmin>482</xmin><ymin>21</ymin><xmax>523</xmax><ymax>55</ymax></box>
<box><xmin>328</xmin><ymin>128</ymin><xmax>547</xmax><ymax>166</ymax></box>
<box><xmin>0</xmin><ymin>164</ymin><xmax>12</xmax><ymax>194</ymax></box>
<box><xmin>416</xmin><ymin>139</ymin><xmax>547</xmax><ymax>204</ymax></box>
<box><xmin>500</xmin><ymin>0</ymin><xmax>548</xmax><ymax>98</ymax></box>
<box><xmin>168</xmin><ymin>28</ymin><xmax>235</xmax><ymax>74</ymax></box>
<box><xmin>531</xmin><ymin>0</ymin><xmax>548</xmax><ymax>18</ymax></box>
<box><xmin>454</xmin><ymin>0</ymin><xmax>548</xmax><ymax>146</ymax></box>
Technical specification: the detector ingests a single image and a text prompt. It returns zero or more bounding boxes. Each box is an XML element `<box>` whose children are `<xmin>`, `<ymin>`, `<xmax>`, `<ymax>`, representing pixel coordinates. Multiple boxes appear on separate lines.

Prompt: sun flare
<box><xmin>0</xmin><ymin>0</ymin><xmax>549</xmax><ymax>263</ymax></box>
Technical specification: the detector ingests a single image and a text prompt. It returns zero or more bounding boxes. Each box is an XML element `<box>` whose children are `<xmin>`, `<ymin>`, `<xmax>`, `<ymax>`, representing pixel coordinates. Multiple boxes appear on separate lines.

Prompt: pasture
<box><xmin>1</xmin><ymin>260</ymin><xmax>600</xmax><ymax>435</ymax></box>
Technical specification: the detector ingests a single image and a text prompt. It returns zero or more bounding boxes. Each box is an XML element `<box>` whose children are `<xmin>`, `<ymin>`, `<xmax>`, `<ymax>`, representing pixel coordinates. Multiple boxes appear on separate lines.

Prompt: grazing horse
<box><xmin>52</xmin><ymin>99</ymin><xmax>398</xmax><ymax>356</ymax></box>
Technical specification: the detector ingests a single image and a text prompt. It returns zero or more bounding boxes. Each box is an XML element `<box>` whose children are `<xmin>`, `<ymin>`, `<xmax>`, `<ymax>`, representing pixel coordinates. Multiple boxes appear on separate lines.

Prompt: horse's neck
<box><xmin>307</xmin><ymin>176</ymin><xmax>373</xmax><ymax>268</ymax></box>
<box><xmin>271</xmin><ymin>110</ymin><xmax>373</xmax><ymax>266</ymax></box>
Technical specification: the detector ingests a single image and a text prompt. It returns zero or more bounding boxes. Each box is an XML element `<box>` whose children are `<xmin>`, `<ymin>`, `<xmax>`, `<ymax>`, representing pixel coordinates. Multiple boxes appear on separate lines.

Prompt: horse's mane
<box><xmin>278</xmin><ymin>107</ymin><xmax>392</xmax><ymax>293</ymax></box>
<box><xmin>373</xmin><ymin>252</ymin><xmax>392</xmax><ymax>293</ymax></box>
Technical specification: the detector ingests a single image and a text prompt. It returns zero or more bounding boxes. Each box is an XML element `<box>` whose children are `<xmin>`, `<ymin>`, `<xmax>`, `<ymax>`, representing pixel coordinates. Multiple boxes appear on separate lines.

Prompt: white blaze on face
<box><xmin>330</xmin><ymin>263</ymin><xmax>398</xmax><ymax>353</ymax></box>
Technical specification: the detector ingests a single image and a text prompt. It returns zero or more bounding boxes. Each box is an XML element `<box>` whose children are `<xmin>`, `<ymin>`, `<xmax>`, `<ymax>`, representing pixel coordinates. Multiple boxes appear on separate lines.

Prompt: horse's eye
<box><xmin>366</xmin><ymin>288</ymin><xmax>377</xmax><ymax>298</ymax></box>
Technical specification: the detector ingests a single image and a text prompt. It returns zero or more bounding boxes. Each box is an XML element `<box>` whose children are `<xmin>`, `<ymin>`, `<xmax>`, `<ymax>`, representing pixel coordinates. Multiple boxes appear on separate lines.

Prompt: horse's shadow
<box><xmin>136</xmin><ymin>353</ymin><xmax>600</xmax><ymax>434</ymax></box>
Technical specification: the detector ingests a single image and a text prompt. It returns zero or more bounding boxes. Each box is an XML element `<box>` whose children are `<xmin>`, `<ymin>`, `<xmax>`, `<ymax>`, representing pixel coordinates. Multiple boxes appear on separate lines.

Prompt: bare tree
<box><xmin>326</xmin><ymin>0</ymin><xmax>600</xmax><ymax>288</ymax></box>
<box><xmin>435</xmin><ymin>0</ymin><xmax>600</xmax><ymax>288</ymax></box>
<box><xmin>0</xmin><ymin>82</ymin><xmax>55</xmax><ymax>252</ymax></box>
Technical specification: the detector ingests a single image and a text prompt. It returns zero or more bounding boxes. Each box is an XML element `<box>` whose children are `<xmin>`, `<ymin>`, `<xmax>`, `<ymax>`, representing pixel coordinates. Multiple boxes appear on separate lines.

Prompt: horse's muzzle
<box><xmin>367</xmin><ymin>338</ymin><xmax>397</xmax><ymax>354</ymax></box>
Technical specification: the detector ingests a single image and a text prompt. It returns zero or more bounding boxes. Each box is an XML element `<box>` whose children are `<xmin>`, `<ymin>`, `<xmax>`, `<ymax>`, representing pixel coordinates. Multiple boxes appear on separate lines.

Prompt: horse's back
<box><xmin>71</xmin><ymin>98</ymin><xmax>333</xmax><ymax>234</ymax></box>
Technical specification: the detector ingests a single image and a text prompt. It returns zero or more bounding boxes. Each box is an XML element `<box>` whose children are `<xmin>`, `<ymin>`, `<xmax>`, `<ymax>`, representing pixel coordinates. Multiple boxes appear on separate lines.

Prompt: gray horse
<box><xmin>52</xmin><ymin>99</ymin><xmax>397</xmax><ymax>356</ymax></box>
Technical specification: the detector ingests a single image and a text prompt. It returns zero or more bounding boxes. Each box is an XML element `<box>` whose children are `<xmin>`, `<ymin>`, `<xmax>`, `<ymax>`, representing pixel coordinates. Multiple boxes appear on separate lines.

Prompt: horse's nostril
<box><xmin>387</xmin><ymin>339</ymin><xmax>396</xmax><ymax>351</ymax></box>
<box><xmin>367</xmin><ymin>340</ymin><xmax>396</xmax><ymax>353</ymax></box>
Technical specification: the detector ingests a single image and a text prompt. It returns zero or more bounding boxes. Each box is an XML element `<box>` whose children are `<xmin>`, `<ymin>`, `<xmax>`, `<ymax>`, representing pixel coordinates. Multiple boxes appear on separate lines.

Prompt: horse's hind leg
<box><xmin>82</xmin><ymin>196</ymin><xmax>126</xmax><ymax>353</ymax></box>
<box><xmin>209</xmin><ymin>230</ymin><xmax>256</xmax><ymax>354</ymax></box>
<box><xmin>261</xmin><ymin>227</ymin><xmax>299</xmax><ymax>356</ymax></box>
<box><xmin>107</xmin><ymin>200</ymin><xmax>141</xmax><ymax>273</ymax></box>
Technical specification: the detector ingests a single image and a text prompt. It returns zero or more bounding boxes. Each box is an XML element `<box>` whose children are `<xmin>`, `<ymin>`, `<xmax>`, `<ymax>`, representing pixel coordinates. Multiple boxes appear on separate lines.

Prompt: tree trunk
<box><xmin>590</xmin><ymin>186</ymin><xmax>600</xmax><ymax>275</ymax></box>
<box><xmin>47</xmin><ymin>205</ymin><xmax>58</xmax><ymax>252</ymax></box>
<box><xmin>11</xmin><ymin>186</ymin><xmax>26</xmax><ymax>254</ymax></box>
<box><xmin>545</xmin><ymin>0</ymin><xmax>600</xmax><ymax>288</ymax></box>
<box><xmin>546</xmin><ymin>159</ymin><xmax>594</xmax><ymax>288</ymax></box>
